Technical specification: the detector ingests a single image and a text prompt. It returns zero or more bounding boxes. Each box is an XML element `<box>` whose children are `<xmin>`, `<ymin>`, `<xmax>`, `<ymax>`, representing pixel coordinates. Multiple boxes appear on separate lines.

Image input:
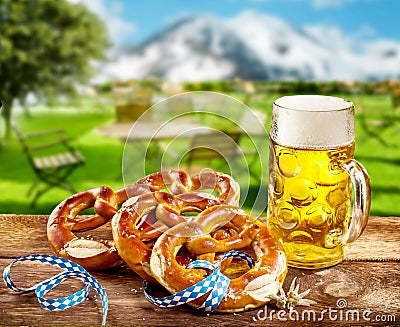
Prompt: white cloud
<box><xmin>242</xmin><ymin>0</ymin><xmax>359</xmax><ymax>7</ymax></box>
<box><xmin>303</xmin><ymin>24</ymin><xmax>354</xmax><ymax>50</ymax></box>
<box><xmin>311</xmin><ymin>0</ymin><xmax>356</xmax><ymax>8</ymax></box>
<box><xmin>302</xmin><ymin>22</ymin><xmax>400</xmax><ymax>80</ymax></box>
<box><xmin>69</xmin><ymin>0</ymin><xmax>136</xmax><ymax>47</ymax></box>
<box><xmin>304</xmin><ymin>23</ymin><xmax>378</xmax><ymax>51</ymax></box>
<box><xmin>353</xmin><ymin>24</ymin><xmax>377</xmax><ymax>39</ymax></box>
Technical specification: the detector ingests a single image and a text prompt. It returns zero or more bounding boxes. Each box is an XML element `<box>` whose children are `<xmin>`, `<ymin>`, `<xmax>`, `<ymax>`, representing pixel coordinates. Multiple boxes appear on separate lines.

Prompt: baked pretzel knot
<box><xmin>135</xmin><ymin>170</ymin><xmax>240</xmax><ymax>205</ymax></box>
<box><xmin>47</xmin><ymin>169</ymin><xmax>239</xmax><ymax>272</ymax></box>
<box><xmin>47</xmin><ymin>184</ymin><xmax>154</xmax><ymax>270</ymax></box>
<box><xmin>150</xmin><ymin>205</ymin><xmax>288</xmax><ymax>312</ymax></box>
<box><xmin>112</xmin><ymin>191</ymin><xmax>225</xmax><ymax>283</ymax></box>
<box><xmin>111</xmin><ymin>169</ymin><xmax>241</xmax><ymax>281</ymax></box>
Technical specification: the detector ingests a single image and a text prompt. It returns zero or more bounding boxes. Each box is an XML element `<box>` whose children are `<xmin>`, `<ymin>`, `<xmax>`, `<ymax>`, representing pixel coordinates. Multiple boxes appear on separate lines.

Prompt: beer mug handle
<box><xmin>342</xmin><ymin>159</ymin><xmax>371</xmax><ymax>244</ymax></box>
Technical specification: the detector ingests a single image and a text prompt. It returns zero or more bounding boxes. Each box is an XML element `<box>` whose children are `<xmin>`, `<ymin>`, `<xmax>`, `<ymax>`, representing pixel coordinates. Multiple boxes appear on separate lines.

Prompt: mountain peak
<box><xmin>229</xmin><ymin>9</ymin><xmax>290</xmax><ymax>30</ymax></box>
<box><xmin>100</xmin><ymin>13</ymin><xmax>400</xmax><ymax>82</ymax></box>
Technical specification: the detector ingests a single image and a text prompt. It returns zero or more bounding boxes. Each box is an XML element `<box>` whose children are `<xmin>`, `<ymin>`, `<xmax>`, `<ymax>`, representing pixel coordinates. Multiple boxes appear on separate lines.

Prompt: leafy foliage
<box><xmin>0</xmin><ymin>0</ymin><xmax>110</xmax><ymax>137</ymax></box>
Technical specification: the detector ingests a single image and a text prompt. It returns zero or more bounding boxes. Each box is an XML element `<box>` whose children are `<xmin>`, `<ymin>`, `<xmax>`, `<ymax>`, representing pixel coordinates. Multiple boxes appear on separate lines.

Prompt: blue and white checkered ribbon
<box><xmin>3</xmin><ymin>254</ymin><xmax>108</xmax><ymax>325</ymax></box>
<box><xmin>144</xmin><ymin>250</ymin><xmax>255</xmax><ymax>312</ymax></box>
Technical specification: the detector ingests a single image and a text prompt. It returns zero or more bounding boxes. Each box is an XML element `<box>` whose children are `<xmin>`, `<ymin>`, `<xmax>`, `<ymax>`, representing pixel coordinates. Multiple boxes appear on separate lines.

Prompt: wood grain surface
<box><xmin>0</xmin><ymin>215</ymin><xmax>399</xmax><ymax>326</ymax></box>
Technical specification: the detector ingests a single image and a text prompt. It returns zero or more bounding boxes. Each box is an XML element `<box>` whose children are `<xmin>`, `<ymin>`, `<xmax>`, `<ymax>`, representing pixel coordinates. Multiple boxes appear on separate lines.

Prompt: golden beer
<box><xmin>268</xmin><ymin>95</ymin><xmax>371</xmax><ymax>269</ymax></box>
<box><xmin>268</xmin><ymin>140</ymin><xmax>354</xmax><ymax>268</ymax></box>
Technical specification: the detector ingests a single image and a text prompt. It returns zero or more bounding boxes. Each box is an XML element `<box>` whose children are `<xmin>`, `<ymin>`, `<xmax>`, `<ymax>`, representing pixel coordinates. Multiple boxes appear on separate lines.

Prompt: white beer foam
<box><xmin>271</xmin><ymin>95</ymin><xmax>355</xmax><ymax>148</ymax></box>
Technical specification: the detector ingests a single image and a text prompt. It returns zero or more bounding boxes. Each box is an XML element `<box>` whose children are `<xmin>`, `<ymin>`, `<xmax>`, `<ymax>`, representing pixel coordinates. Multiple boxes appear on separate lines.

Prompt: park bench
<box><xmin>11</xmin><ymin>121</ymin><xmax>85</xmax><ymax>207</ymax></box>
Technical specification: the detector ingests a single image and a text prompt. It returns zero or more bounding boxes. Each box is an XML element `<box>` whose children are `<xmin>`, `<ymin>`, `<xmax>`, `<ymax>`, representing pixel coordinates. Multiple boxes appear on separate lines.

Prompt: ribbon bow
<box><xmin>143</xmin><ymin>250</ymin><xmax>255</xmax><ymax>312</ymax></box>
<box><xmin>3</xmin><ymin>254</ymin><xmax>108</xmax><ymax>325</ymax></box>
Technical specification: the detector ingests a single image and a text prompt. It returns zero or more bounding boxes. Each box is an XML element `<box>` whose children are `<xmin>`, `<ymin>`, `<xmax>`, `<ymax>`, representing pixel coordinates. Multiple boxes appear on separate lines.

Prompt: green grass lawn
<box><xmin>0</xmin><ymin>103</ymin><xmax>123</xmax><ymax>214</ymax></box>
<box><xmin>0</xmin><ymin>92</ymin><xmax>399</xmax><ymax>217</ymax></box>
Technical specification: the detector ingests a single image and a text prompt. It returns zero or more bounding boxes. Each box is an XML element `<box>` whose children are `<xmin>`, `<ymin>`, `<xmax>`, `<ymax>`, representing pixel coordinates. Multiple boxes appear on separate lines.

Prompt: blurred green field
<box><xmin>0</xmin><ymin>92</ymin><xmax>399</xmax><ymax>217</ymax></box>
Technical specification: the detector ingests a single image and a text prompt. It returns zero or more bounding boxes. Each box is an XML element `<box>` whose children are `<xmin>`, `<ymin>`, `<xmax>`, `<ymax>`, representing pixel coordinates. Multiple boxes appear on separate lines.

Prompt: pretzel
<box><xmin>112</xmin><ymin>191</ymin><xmax>223</xmax><ymax>283</ymax></box>
<box><xmin>47</xmin><ymin>184</ymin><xmax>154</xmax><ymax>270</ymax></box>
<box><xmin>150</xmin><ymin>205</ymin><xmax>288</xmax><ymax>312</ymax></box>
<box><xmin>47</xmin><ymin>169</ymin><xmax>240</xmax><ymax>271</ymax></box>
<box><xmin>135</xmin><ymin>170</ymin><xmax>240</xmax><ymax>206</ymax></box>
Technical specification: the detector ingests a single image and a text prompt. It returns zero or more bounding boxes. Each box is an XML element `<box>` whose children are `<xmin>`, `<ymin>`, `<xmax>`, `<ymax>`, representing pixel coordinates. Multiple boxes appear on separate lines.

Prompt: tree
<box><xmin>0</xmin><ymin>0</ymin><xmax>110</xmax><ymax>139</ymax></box>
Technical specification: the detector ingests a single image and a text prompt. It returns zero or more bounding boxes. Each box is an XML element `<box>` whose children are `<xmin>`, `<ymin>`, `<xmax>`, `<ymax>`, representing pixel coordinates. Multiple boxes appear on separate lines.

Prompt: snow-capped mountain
<box><xmin>226</xmin><ymin>11</ymin><xmax>335</xmax><ymax>80</ymax></box>
<box><xmin>99</xmin><ymin>11</ymin><xmax>400</xmax><ymax>82</ymax></box>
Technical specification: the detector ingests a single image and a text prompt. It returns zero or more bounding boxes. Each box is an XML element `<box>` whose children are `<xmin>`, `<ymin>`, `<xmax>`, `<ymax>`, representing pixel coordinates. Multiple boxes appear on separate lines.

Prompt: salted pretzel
<box><xmin>112</xmin><ymin>191</ymin><xmax>223</xmax><ymax>283</ymax></box>
<box><xmin>47</xmin><ymin>169</ymin><xmax>240</xmax><ymax>271</ymax></box>
<box><xmin>135</xmin><ymin>170</ymin><xmax>240</xmax><ymax>206</ymax></box>
<box><xmin>47</xmin><ymin>184</ymin><xmax>155</xmax><ymax>270</ymax></box>
<box><xmin>150</xmin><ymin>205</ymin><xmax>288</xmax><ymax>312</ymax></box>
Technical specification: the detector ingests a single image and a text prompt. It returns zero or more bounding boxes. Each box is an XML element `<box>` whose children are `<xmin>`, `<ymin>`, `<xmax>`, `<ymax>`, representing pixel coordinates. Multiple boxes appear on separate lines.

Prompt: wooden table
<box><xmin>1</xmin><ymin>215</ymin><xmax>399</xmax><ymax>326</ymax></box>
<box><xmin>95</xmin><ymin>120</ymin><xmax>211</xmax><ymax>142</ymax></box>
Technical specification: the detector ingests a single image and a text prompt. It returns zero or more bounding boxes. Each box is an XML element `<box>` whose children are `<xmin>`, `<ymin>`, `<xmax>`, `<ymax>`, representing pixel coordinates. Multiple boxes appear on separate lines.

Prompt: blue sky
<box><xmin>77</xmin><ymin>0</ymin><xmax>400</xmax><ymax>47</ymax></box>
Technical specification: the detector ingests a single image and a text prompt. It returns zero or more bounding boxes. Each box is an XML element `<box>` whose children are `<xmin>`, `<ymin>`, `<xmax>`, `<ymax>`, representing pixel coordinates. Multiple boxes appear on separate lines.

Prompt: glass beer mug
<box><xmin>267</xmin><ymin>95</ymin><xmax>371</xmax><ymax>269</ymax></box>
